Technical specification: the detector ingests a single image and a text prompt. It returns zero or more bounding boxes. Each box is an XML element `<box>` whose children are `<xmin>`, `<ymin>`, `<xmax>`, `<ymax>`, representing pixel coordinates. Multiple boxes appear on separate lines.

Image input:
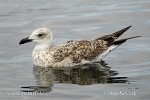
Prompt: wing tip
<box><xmin>112</xmin><ymin>25</ymin><xmax>132</xmax><ymax>38</ymax></box>
<box><xmin>127</xmin><ymin>25</ymin><xmax>132</xmax><ymax>29</ymax></box>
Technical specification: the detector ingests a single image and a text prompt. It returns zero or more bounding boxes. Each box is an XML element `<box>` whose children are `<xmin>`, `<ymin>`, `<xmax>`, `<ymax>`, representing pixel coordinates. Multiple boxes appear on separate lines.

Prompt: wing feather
<box><xmin>53</xmin><ymin>40</ymin><xmax>108</xmax><ymax>63</ymax></box>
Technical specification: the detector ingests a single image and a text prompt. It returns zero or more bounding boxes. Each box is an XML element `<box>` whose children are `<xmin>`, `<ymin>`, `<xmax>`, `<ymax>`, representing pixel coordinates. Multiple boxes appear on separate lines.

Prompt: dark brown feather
<box><xmin>95</xmin><ymin>26</ymin><xmax>132</xmax><ymax>45</ymax></box>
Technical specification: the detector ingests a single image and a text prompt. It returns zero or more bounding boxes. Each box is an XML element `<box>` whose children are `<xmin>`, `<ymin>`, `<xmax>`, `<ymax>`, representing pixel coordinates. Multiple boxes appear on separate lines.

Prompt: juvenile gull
<box><xmin>19</xmin><ymin>26</ymin><xmax>140</xmax><ymax>67</ymax></box>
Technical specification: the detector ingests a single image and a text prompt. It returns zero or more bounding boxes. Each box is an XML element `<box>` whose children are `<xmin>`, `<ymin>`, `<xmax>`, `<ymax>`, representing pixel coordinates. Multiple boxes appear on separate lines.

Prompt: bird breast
<box><xmin>32</xmin><ymin>48</ymin><xmax>54</xmax><ymax>67</ymax></box>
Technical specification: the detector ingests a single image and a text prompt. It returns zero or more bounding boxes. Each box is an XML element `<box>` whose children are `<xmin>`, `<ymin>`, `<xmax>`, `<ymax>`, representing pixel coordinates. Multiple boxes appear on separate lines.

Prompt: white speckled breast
<box><xmin>32</xmin><ymin>46</ymin><xmax>54</xmax><ymax>67</ymax></box>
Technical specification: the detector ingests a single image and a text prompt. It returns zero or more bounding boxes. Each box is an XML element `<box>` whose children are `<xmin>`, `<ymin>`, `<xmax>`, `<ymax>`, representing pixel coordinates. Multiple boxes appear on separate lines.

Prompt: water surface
<box><xmin>0</xmin><ymin>0</ymin><xmax>150</xmax><ymax>100</ymax></box>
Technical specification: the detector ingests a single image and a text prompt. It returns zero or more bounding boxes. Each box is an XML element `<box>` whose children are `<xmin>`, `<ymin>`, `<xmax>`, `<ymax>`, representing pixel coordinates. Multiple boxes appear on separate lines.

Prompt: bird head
<box><xmin>19</xmin><ymin>28</ymin><xmax>53</xmax><ymax>45</ymax></box>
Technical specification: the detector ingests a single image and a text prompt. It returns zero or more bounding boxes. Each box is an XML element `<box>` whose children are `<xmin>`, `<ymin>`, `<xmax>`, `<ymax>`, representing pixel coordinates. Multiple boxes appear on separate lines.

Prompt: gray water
<box><xmin>0</xmin><ymin>0</ymin><xmax>150</xmax><ymax>100</ymax></box>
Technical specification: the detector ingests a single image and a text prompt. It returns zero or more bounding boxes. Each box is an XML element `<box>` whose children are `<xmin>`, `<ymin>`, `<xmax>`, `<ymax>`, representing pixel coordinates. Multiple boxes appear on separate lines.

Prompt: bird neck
<box><xmin>34</xmin><ymin>43</ymin><xmax>52</xmax><ymax>50</ymax></box>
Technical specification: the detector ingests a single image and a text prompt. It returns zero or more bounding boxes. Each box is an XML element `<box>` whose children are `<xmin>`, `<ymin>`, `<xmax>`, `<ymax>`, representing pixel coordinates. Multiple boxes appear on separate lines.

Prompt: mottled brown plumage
<box><xmin>52</xmin><ymin>26</ymin><xmax>133</xmax><ymax>63</ymax></box>
<box><xmin>19</xmin><ymin>26</ymin><xmax>140</xmax><ymax>67</ymax></box>
<box><xmin>53</xmin><ymin>40</ymin><xmax>108</xmax><ymax>63</ymax></box>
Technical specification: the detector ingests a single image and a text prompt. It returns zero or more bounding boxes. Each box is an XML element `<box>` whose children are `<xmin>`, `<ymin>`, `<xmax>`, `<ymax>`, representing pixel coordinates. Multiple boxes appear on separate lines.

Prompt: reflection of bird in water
<box><xmin>19</xmin><ymin>26</ymin><xmax>140</xmax><ymax>67</ymax></box>
<box><xmin>21</xmin><ymin>61</ymin><xmax>128</xmax><ymax>92</ymax></box>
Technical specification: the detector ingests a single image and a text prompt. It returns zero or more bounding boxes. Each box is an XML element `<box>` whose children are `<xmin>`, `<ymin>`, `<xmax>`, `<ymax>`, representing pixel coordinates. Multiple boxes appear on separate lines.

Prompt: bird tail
<box><xmin>99</xmin><ymin>36</ymin><xmax>141</xmax><ymax>60</ymax></box>
<box><xmin>112</xmin><ymin>36</ymin><xmax>141</xmax><ymax>45</ymax></box>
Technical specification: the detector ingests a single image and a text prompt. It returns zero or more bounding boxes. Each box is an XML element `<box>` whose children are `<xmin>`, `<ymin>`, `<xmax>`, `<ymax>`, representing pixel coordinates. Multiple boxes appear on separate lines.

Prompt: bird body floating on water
<box><xmin>19</xmin><ymin>26</ymin><xmax>140</xmax><ymax>67</ymax></box>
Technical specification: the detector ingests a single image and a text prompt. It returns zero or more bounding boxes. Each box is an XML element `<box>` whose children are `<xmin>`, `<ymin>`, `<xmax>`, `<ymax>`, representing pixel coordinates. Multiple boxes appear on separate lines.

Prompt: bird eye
<box><xmin>37</xmin><ymin>33</ymin><xmax>43</xmax><ymax>37</ymax></box>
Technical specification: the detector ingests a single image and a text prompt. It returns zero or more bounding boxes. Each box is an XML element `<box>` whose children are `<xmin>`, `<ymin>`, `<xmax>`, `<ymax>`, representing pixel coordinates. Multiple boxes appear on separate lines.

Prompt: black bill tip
<box><xmin>19</xmin><ymin>37</ymin><xmax>32</xmax><ymax>45</ymax></box>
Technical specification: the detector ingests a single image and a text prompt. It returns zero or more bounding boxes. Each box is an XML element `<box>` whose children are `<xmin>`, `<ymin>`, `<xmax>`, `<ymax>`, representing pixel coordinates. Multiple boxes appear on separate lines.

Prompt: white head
<box><xmin>19</xmin><ymin>27</ymin><xmax>53</xmax><ymax>46</ymax></box>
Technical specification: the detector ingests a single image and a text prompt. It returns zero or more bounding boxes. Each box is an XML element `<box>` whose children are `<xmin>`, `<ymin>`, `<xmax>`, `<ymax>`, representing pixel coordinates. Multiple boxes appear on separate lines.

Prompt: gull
<box><xmin>19</xmin><ymin>26</ymin><xmax>140</xmax><ymax>67</ymax></box>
